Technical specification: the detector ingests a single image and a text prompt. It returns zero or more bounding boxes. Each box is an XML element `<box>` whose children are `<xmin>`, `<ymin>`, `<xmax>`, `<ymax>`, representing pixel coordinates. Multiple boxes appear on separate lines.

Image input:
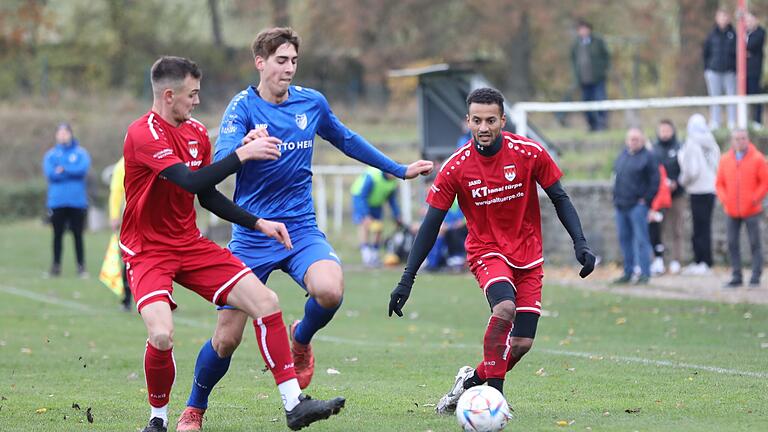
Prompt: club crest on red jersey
<box><xmin>188</xmin><ymin>140</ymin><xmax>199</xmax><ymax>158</ymax></box>
<box><xmin>504</xmin><ymin>164</ymin><xmax>516</xmax><ymax>182</ymax></box>
<box><xmin>295</xmin><ymin>113</ymin><xmax>308</xmax><ymax>130</ymax></box>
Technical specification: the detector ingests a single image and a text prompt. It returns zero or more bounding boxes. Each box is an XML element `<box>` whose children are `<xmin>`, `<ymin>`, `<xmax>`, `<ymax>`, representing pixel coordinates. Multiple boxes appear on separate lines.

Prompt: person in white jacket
<box><xmin>677</xmin><ymin>113</ymin><xmax>721</xmax><ymax>274</ymax></box>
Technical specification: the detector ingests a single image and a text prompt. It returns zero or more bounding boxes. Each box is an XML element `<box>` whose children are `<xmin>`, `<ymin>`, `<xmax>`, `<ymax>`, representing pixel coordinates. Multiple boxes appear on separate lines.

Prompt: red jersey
<box><xmin>120</xmin><ymin>111</ymin><xmax>211</xmax><ymax>256</ymax></box>
<box><xmin>427</xmin><ymin>131</ymin><xmax>562</xmax><ymax>268</ymax></box>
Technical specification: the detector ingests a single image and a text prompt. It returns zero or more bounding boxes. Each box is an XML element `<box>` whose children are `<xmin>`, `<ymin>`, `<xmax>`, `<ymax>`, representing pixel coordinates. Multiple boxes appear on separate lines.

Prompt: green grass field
<box><xmin>1</xmin><ymin>220</ymin><xmax>766</xmax><ymax>431</ymax></box>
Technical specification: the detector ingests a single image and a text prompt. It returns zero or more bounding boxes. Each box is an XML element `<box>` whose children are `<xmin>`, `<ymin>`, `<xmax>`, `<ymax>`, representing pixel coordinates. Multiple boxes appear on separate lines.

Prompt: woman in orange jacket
<box><xmin>649</xmin><ymin>165</ymin><xmax>672</xmax><ymax>275</ymax></box>
<box><xmin>715</xmin><ymin>130</ymin><xmax>768</xmax><ymax>287</ymax></box>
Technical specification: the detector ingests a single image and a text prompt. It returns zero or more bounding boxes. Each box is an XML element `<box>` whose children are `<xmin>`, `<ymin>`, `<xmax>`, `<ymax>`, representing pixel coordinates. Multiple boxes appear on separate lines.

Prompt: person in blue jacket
<box><xmin>42</xmin><ymin>123</ymin><xmax>91</xmax><ymax>277</ymax></box>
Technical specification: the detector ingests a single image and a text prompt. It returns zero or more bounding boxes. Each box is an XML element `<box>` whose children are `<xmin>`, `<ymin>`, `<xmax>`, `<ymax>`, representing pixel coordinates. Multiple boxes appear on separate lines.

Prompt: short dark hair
<box><xmin>252</xmin><ymin>27</ymin><xmax>300</xmax><ymax>59</ymax></box>
<box><xmin>577</xmin><ymin>19</ymin><xmax>592</xmax><ymax>30</ymax></box>
<box><xmin>658</xmin><ymin>118</ymin><xmax>675</xmax><ymax>129</ymax></box>
<box><xmin>466</xmin><ymin>87</ymin><xmax>505</xmax><ymax>114</ymax></box>
<box><xmin>150</xmin><ymin>56</ymin><xmax>202</xmax><ymax>93</ymax></box>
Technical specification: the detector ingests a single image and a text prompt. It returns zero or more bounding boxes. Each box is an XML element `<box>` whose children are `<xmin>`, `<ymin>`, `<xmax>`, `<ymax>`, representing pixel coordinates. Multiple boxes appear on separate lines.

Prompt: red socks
<box><xmin>254</xmin><ymin>311</ymin><xmax>297</xmax><ymax>385</ymax></box>
<box><xmin>144</xmin><ymin>341</ymin><xmax>175</xmax><ymax>408</ymax></box>
<box><xmin>479</xmin><ymin>316</ymin><xmax>514</xmax><ymax>380</ymax></box>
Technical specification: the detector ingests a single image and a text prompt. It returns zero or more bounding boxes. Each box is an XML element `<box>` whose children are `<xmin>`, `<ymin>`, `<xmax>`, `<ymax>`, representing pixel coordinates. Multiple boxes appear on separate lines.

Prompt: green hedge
<box><xmin>0</xmin><ymin>181</ymin><xmax>47</xmax><ymax>221</ymax></box>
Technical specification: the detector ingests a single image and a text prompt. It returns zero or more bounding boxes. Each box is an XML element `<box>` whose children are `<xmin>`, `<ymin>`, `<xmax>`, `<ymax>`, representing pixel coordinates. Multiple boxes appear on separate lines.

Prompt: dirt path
<box><xmin>548</xmin><ymin>265</ymin><xmax>768</xmax><ymax>305</ymax></box>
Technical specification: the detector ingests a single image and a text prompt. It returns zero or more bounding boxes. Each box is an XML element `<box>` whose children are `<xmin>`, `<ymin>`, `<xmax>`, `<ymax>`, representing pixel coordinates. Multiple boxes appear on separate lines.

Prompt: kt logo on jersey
<box><xmin>295</xmin><ymin>113</ymin><xmax>308</xmax><ymax>130</ymax></box>
<box><xmin>188</xmin><ymin>140</ymin><xmax>199</xmax><ymax>158</ymax></box>
<box><xmin>504</xmin><ymin>164</ymin><xmax>516</xmax><ymax>182</ymax></box>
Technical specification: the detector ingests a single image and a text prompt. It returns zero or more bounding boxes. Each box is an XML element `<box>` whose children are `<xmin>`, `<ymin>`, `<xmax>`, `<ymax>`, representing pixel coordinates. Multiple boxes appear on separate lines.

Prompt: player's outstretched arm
<box><xmin>404</xmin><ymin>160</ymin><xmax>434</xmax><ymax>179</ymax></box>
<box><xmin>160</xmin><ymin>136</ymin><xmax>281</xmax><ymax>194</ymax></box>
<box><xmin>388</xmin><ymin>205</ymin><xmax>447</xmax><ymax>317</ymax></box>
<box><xmin>543</xmin><ymin>181</ymin><xmax>596</xmax><ymax>278</ymax></box>
<box><xmin>197</xmin><ymin>187</ymin><xmax>292</xmax><ymax>250</ymax></box>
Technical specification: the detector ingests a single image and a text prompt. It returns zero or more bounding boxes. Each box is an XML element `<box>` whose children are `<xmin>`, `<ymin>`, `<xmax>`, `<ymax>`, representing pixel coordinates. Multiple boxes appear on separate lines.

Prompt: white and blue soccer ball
<box><xmin>455</xmin><ymin>386</ymin><xmax>512</xmax><ymax>432</ymax></box>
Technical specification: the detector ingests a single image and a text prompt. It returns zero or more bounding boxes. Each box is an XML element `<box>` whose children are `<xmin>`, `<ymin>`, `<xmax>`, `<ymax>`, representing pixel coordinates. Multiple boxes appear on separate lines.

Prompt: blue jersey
<box><xmin>214</xmin><ymin>85</ymin><xmax>407</xmax><ymax>244</ymax></box>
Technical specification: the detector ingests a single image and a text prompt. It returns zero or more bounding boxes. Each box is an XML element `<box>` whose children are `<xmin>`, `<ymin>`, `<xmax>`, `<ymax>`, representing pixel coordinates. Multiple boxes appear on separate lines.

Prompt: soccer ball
<box><xmin>455</xmin><ymin>386</ymin><xmax>512</xmax><ymax>432</ymax></box>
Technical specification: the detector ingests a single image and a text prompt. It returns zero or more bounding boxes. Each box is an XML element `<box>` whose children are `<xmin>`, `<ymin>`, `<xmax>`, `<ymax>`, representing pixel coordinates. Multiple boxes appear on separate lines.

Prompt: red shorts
<box><xmin>124</xmin><ymin>238</ymin><xmax>252</xmax><ymax>312</ymax></box>
<box><xmin>469</xmin><ymin>253</ymin><xmax>544</xmax><ymax>315</ymax></box>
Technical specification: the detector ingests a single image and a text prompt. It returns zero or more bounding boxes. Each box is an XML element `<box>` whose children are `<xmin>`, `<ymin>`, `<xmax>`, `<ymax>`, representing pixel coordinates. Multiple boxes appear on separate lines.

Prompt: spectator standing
<box><xmin>570</xmin><ymin>19</ymin><xmax>611</xmax><ymax>132</ymax></box>
<box><xmin>648</xmin><ymin>164</ymin><xmax>672</xmax><ymax>275</ymax></box>
<box><xmin>678</xmin><ymin>113</ymin><xmax>720</xmax><ymax>275</ymax></box>
<box><xmin>746</xmin><ymin>12</ymin><xmax>765</xmax><ymax>129</ymax></box>
<box><xmin>715</xmin><ymin>129</ymin><xmax>768</xmax><ymax>287</ymax></box>
<box><xmin>42</xmin><ymin>123</ymin><xmax>91</xmax><ymax>278</ymax></box>
<box><xmin>612</xmin><ymin>128</ymin><xmax>659</xmax><ymax>284</ymax></box>
<box><xmin>703</xmin><ymin>9</ymin><xmax>737</xmax><ymax>130</ymax></box>
<box><xmin>652</xmin><ymin>119</ymin><xmax>685</xmax><ymax>274</ymax></box>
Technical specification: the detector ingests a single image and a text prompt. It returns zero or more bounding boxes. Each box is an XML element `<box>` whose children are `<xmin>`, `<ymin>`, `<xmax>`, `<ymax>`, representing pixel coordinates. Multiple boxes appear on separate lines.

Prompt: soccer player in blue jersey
<box><xmin>176</xmin><ymin>27</ymin><xmax>433</xmax><ymax>431</ymax></box>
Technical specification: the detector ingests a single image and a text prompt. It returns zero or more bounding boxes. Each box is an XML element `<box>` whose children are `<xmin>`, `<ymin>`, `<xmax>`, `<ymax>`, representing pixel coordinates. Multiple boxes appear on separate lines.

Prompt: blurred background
<box><xmin>2</xmin><ymin>0</ymin><xmax>768</xmax><ymax>245</ymax></box>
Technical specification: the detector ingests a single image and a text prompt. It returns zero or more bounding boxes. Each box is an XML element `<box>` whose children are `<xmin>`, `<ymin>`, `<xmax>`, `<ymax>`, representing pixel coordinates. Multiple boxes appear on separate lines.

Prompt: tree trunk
<box><xmin>503</xmin><ymin>10</ymin><xmax>533</xmax><ymax>99</ymax></box>
<box><xmin>677</xmin><ymin>0</ymin><xmax>718</xmax><ymax>96</ymax></box>
<box><xmin>207</xmin><ymin>0</ymin><xmax>224</xmax><ymax>48</ymax></box>
<box><xmin>271</xmin><ymin>0</ymin><xmax>289</xmax><ymax>27</ymax></box>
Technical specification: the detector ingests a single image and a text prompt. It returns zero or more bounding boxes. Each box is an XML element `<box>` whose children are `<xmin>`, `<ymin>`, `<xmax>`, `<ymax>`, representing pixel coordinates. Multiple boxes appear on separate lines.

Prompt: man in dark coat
<box><xmin>613</xmin><ymin>128</ymin><xmax>660</xmax><ymax>284</ymax></box>
<box><xmin>746</xmin><ymin>12</ymin><xmax>765</xmax><ymax>127</ymax></box>
<box><xmin>570</xmin><ymin>19</ymin><xmax>611</xmax><ymax>132</ymax></box>
<box><xmin>703</xmin><ymin>9</ymin><xmax>737</xmax><ymax>129</ymax></box>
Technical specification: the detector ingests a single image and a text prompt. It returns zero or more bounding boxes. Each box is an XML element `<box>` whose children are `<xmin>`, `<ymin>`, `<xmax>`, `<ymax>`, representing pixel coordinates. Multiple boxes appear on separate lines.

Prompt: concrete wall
<box><xmin>540</xmin><ymin>180</ymin><xmax>767</xmax><ymax>266</ymax></box>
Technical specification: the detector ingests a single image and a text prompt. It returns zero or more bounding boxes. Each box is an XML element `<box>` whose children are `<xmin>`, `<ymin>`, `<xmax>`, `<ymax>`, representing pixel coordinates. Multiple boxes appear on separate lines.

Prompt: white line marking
<box><xmin>3</xmin><ymin>284</ymin><xmax>765</xmax><ymax>379</ymax></box>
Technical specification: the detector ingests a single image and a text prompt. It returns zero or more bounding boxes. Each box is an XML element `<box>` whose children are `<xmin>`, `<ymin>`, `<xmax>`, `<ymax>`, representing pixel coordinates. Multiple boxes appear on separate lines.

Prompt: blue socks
<box><xmin>293</xmin><ymin>296</ymin><xmax>341</xmax><ymax>345</ymax></box>
<box><xmin>186</xmin><ymin>339</ymin><xmax>232</xmax><ymax>410</ymax></box>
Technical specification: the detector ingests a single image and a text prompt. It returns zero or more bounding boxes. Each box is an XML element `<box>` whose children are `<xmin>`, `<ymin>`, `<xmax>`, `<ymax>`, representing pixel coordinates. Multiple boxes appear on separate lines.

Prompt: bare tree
<box><xmin>271</xmin><ymin>0</ymin><xmax>289</xmax><ymax>27</ymax></box>
<box><xmin>677</xmin><ymin>0</ymin><xmax>718</xmax><ymax>95</ymax></box>
<box><xmin>208</xmin><ymin>0</ymin><xmax>224</xmax><ymax>47</ymax></box>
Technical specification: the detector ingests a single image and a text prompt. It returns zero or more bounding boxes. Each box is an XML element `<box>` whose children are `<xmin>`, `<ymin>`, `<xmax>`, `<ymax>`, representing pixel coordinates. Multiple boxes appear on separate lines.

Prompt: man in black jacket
<box><xmin>703</xmin><ymin>9</ymin><xmax>737</xmax><ymax>130</ymax></box>
<box><xmin>652</xmin><ymin>120</ymin><xmax>685</xmax><ymax>274</ymax></box>
<box><xmin>613</xmin><ymin>128</ymin><xmax>659</xmax><ymax>284</ymax></box>
<box><xmin>746</xmin><ymin>12</ymin><xmax>765</xmax><ymax>128</ymax></box>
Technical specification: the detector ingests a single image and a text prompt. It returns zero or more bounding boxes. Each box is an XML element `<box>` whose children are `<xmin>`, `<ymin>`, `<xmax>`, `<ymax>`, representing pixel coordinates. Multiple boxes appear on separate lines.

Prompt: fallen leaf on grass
<box><xmin>615</xmin><ymin>317</ymin><xmax>627</xmax><ymax>325</ymax></box>
<box><xmin>423</xmin><ymin>403</ymin><xmax>436</xmax><ymax>407</ymax></box>
<box><xmin>535</xmin><ymin>368</ymin><xmax>547</xmax><ymax>377</ymax></box>
<box><xmin>20</xmin><ymin>348</ymin><xmax>32</xmax><ymax>354</ymax></box>
<box><xmin>270</xmin><ymin>418</ymin><xmax>279</xmax><ymax>422</ymax></box>
<box><xmin>760</xmin><ymin>342</ymin><xmax>768</xmax><ymax>349</ymax></box>
<box><xmin>72</xmin><ymin>403</ymin><xmax>80</xmax><ymax>410</ymax></box>
<box><xmin>326</xmin><ymin>368</ymin><xmax>341</xmax><ymax>375</ymax></box>
<box><xmin>126</xmin><ymin>372</ymin><xmax>139</xmax><ymax>380</ymax></box>
<box><xmin>625</xmin><ymin>407</ymin><xmax>641</xmax><ymax>414</ymax></box>
<box><xmin>344</xmin><ymin>357</ymin><xmax>358</xmax><ymax>362</ymax></box>
<box><xmin>602</xmin><ymin>411</ymin><xmax>610</xmax><ymax>416</ymax></box>
<box><xmin>36</xmin><ymin>408</ymin><xmax>47</xmax><ymax>414</ymax></box>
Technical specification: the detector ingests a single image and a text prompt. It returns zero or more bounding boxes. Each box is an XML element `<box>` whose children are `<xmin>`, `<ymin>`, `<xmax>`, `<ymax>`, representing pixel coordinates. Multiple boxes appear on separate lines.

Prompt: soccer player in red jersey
<box><xmin>122</xmin><ymin>56</ymin><xmax>344</xmax><ymax>432</ymax></box>
<box><xmin>388</xmin><ymin>87</ymin><xmax>596</xmax><ymax>414</ymax></box>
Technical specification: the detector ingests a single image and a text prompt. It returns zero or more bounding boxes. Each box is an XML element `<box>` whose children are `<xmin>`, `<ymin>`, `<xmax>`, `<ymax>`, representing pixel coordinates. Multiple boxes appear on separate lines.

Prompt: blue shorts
<box><xmin>352</xmin><ymin>196</ymin><xmax>383</xmax><ymax>224</ymax></box>
<box><xmin>218</xmin><ymin>227</ymin><xmax>340</xmax><ymax>310</ymax></box>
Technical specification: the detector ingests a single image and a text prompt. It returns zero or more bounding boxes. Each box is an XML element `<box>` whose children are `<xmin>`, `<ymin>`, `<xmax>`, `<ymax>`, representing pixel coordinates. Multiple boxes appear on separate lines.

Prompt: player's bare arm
<box><xmin>255</xmin><ymin>218</ymin><xmax>293</xmax><ymax>250</ymax></box>
<box><xmin>543</xmin><ymin>180</ymin><xmax>596</xmax><ymax>278</ymax></box>
<box><xmin>404</xmin><ymin>160</ymin><xmax>434</xmax><ymax>179</ymax></box>
<box><xmin>388</xmin><ymin>205</ymin><xmax>448</xmax><ymax>317</ymax></box>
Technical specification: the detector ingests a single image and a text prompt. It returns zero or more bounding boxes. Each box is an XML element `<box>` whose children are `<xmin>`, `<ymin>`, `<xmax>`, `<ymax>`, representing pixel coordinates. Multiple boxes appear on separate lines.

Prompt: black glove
<box><xmin>575</xmin><ymin>243</ymin><xmax>596</xmax><ymax>278</ymax></box>
<box><xmin>388</xmin><ymin>272</ymin><xmax>415</xmax><ymax>317</ymax></box>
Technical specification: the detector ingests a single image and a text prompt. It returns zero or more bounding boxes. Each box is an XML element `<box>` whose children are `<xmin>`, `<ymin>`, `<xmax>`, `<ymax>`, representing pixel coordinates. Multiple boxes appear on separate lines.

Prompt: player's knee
<box><xmin>314</xmin><ymin>284</ymin><xmax>343</xmax><ymax>308</ymax></box>
<box><xmin>491</xmin><ymin>300</ymin><xmax>516</xmax><ymax>321</ymax></box>
<box><xmin>148</xmin><ymin>328</ymin><xmax>174</xmax><ymax>351</ymax></box>
<box><xmin>258</xmin><ymin>288</ymin><xmax>280</xmax><ymax>313</ymax></box>
<box><xmin>212</xmin><ymin>332</ymin><xmax>242</xmax><ymax>357</ymax></box>
<box><xmin>510</xmin><ymin>339</ymin><xmax>534</xmax><ymax>359</ymax></box>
